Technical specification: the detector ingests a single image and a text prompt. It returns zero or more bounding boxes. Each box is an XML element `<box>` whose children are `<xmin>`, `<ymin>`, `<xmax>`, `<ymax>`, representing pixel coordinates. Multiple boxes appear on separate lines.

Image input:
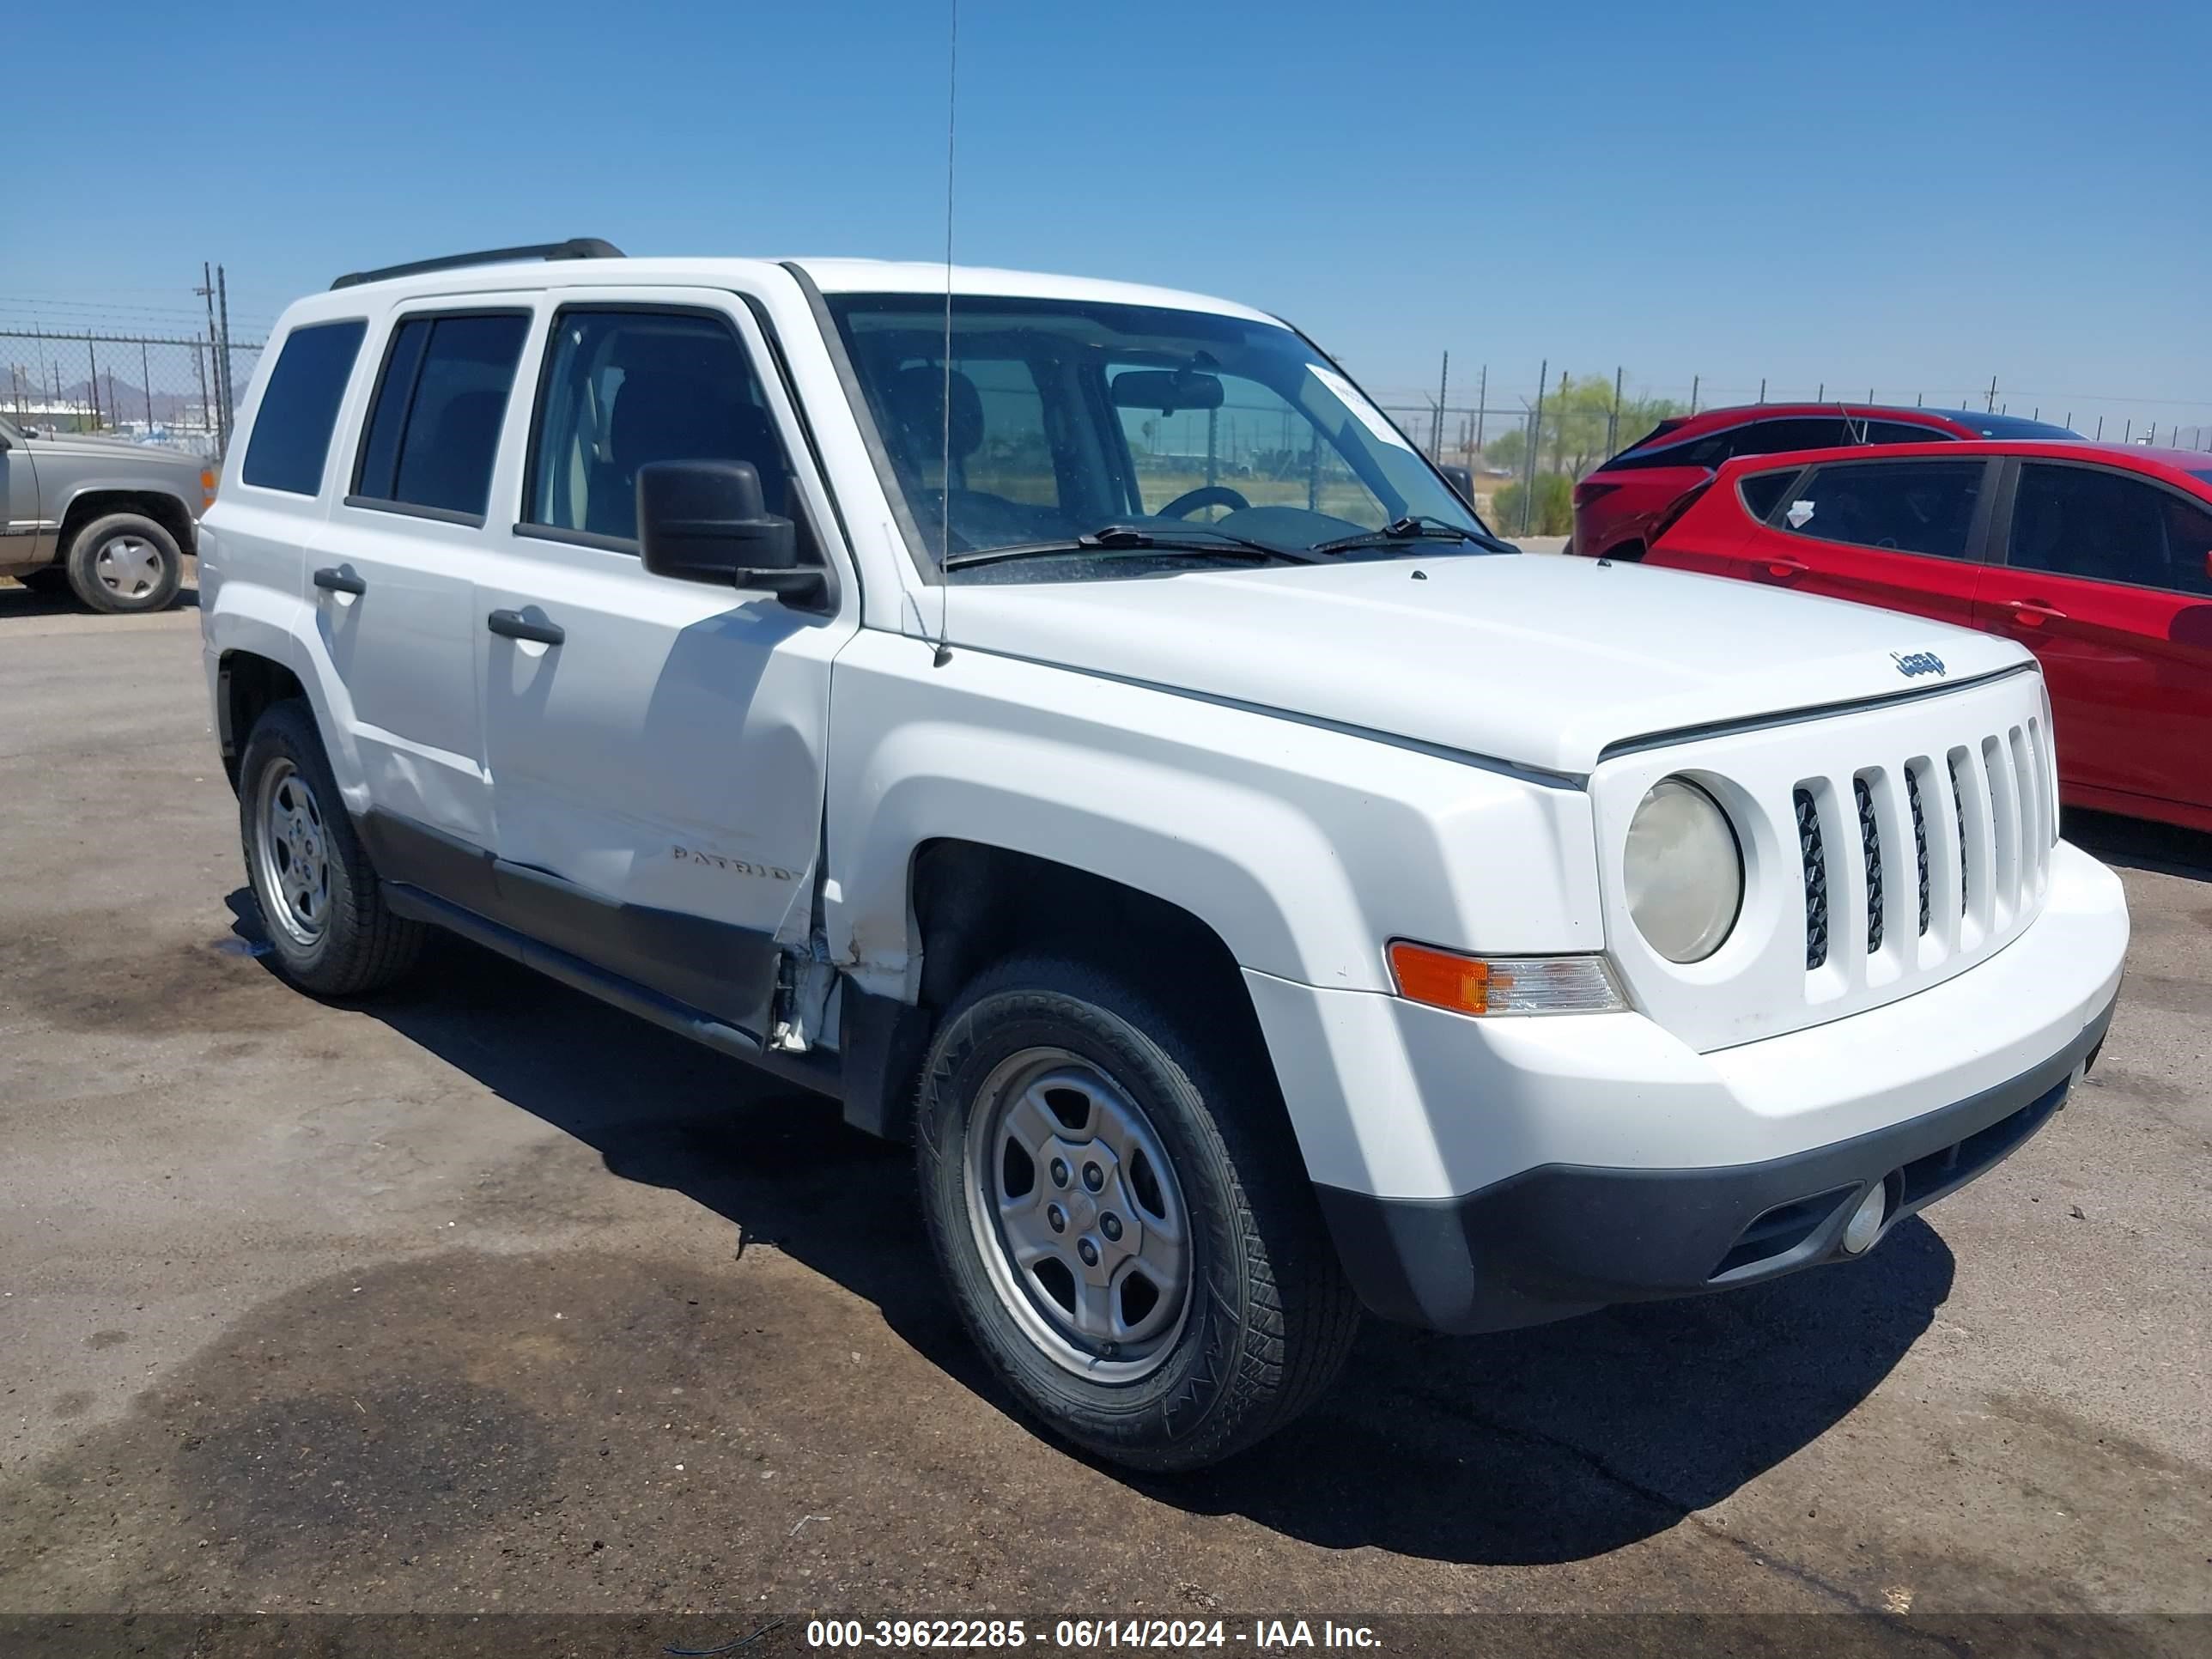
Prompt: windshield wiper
<box><xmin>1311</xmin><ymin>514</ymin><xmax>1518</xmax><ymax>557</ymax></box>
<box><xmin>944</xmin><ymin>523</ymin><xmax>1318</xmax><ymax>571</ymax></box>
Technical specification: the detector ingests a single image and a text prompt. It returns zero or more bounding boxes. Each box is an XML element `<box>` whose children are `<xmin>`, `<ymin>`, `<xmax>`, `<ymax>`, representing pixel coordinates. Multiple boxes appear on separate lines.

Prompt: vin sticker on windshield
<box><xmin>1308</xmin><ymin>364</ymin><xmax>1414</xmax><ymax>452</ymax></box>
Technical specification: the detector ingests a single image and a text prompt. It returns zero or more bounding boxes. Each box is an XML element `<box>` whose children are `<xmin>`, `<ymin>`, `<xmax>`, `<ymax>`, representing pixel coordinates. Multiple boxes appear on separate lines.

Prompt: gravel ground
<box><xmin>0</xmin><ymin>592</ymin><xmax>2204</xmax><ymax>1653</ymax></box>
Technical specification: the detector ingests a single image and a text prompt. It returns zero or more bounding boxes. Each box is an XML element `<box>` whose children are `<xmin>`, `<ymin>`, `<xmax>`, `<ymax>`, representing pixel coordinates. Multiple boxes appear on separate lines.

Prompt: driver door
<box><xmin>0</xmin><ymin>419</ymin><xmax>40</xmax><ymax>571</ymax></box>
<box><xmin>471</xmin><ymin>289</ymin><xmax>857</xmax><ymax>1038</ymax></box>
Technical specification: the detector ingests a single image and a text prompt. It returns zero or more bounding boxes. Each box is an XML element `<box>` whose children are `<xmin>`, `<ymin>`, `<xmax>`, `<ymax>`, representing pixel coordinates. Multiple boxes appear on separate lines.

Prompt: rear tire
<box><xmin>238</xmin><ymin>699</ymin><xmax>424</xmax><ymax>996</ymax></box>
<box><xmin>65</xmin><ymin>512</ymin><xmax>183</xmax><ymax>613</ymax></box>
<box><xmin>916</xmin><ymin>953</ymin><xmax>1360</xmax><ymax>1471</ymax></box>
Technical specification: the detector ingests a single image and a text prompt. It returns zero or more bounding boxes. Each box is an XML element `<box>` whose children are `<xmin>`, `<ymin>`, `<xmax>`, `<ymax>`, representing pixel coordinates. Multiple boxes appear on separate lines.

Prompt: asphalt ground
<box><xmin>0</xmin><ymin>581</ymin><xmax>2204</xmax><ymax>1656</ymax></box>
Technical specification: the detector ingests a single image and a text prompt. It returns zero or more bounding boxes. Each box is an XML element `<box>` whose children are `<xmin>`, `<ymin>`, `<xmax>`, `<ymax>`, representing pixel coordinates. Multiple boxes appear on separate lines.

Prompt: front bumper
<box><xmin>1243</xmin><ymin>839</ymin><xmax>2128</xmax><ymax>1334</ymax></box>
<box><xmin>1316</xmin><ymin>995</ymin><xmax>2110</xmax><ymax>1332</ymax></box>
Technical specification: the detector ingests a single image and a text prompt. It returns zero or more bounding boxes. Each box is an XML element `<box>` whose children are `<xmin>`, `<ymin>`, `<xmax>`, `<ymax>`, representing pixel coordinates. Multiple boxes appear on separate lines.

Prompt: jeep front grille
<box><xmin>1793</xmin><ymin>718</ymin><xmax>2051</xmax><ymax>972</ymax></box>
<box><xmin>1794</xmin><ymin>787</ymin><xmax>1828</xmax><ymax>970</ymax></box>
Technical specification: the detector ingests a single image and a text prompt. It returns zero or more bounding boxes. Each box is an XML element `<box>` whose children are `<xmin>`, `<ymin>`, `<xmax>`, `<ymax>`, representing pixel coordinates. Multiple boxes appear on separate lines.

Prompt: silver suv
<box><xmin>0</xmin><ymin>413</ymin><xmax>212</xmax><ymax>611</ymax></box>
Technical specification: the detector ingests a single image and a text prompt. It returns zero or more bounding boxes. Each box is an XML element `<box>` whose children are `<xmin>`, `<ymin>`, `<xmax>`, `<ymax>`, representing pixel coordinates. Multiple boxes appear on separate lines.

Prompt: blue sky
<box><xmin>9</xmin><ymin>0</ymin><xmax>2209</xmax><ymax>434</ymax></box>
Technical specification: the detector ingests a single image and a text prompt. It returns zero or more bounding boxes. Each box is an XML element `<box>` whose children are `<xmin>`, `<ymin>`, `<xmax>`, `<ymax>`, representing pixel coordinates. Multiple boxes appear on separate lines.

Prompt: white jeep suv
<box><xmin>198</xmin><ymin>240</ymin><xmax>2129</xmax><ymax>1470</ymax></box>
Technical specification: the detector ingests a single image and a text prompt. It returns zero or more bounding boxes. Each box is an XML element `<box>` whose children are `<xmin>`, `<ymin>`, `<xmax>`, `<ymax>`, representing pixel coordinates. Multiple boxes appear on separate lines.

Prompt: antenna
<box><xmin>931</xmin><ymin>0</ymin><xmax>959</xmax><ymax>669</ymax></box>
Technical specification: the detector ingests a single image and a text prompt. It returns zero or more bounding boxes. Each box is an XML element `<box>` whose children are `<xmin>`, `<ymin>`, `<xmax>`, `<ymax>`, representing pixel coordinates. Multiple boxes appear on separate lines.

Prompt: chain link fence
<box><xmin>2</xmin><ymin>329</ymin><xmax>264</xmax><ymax>462</ymax></box>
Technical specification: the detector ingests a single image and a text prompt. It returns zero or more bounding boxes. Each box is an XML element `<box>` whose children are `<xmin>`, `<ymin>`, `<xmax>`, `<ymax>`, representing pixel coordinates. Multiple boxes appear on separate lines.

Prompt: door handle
<box><xmin>2002</xmin><ymin>599</ymin><xmax>2066</xmax><ymax>628</ymax></box>
<box><xmin>1760</xmin><ymin>557</ymin><xmax>1808</xmax><ymax>581</ymax></box>
<box><xmin>313</xmin><ymin>567</ymin><xmax>366</xmax><ymax>596</ymax></box>
<box><xmin>487</xmin><ymin>608</ymin><xmax>564</xmax><ymax>646</ymax></box>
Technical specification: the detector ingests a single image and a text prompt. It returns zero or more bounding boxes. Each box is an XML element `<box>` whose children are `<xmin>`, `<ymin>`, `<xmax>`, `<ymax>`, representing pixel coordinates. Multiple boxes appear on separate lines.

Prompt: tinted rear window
<box><xmin>240</xmin><ymin>319</ymin><xmax>368</xmax><ymax>495</ymax></box>
<box><xmin>351</xmin><ymin>312</ymin><xmax>529</xmax><ymax>519</ymax></box>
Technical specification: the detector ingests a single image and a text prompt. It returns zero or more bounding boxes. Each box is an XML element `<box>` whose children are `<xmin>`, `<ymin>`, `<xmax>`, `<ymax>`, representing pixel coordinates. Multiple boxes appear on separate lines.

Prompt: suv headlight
<box><xmin>1625</xmin><ymin>777</ymin><xmax>1742</xmax><ymax>963</ymax></box>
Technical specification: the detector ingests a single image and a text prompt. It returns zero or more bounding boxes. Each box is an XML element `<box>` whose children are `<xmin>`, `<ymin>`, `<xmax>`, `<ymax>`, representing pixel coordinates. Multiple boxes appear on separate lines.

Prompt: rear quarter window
<box><xmin>240</xmin><ymin>319</ymin><xmax>368</xmax><ymax>495</ymax></box>
<box><xmin>1738</xmin><ymin>469</ymin><xmax>1802</xmax><ymax>522</ymax></box>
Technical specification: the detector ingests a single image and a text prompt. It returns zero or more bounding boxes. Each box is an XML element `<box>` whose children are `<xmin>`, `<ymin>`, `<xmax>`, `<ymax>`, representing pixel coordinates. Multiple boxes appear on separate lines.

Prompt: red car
<box><xmin>1604</xmin><ymin>440</ymin><xmax>2212</xmax><ymax>832</ymax></box>
<box><xmin>1572</xmin><ymin>403</ymin><xmax>2079</xmax><ymax>562</ymax></box>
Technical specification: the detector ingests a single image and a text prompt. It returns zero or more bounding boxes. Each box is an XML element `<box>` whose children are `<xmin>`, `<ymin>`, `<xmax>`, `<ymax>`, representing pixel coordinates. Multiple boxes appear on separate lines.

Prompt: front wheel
<box><xmin>916</xmin><ymin>955</ymin><xmax>1359</xmax><ymax>1471</ymax></box>
<box><xmin>65</xmin><ymin>513</ymin><xmax>184</xmax><ymax>613</ymax></box>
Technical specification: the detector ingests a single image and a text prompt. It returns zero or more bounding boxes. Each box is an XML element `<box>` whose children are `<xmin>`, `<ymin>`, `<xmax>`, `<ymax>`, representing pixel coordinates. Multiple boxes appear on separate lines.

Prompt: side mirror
<box><xmin>636</xmin><ymin>459</ymin><xmax>828</xmax><ymax>609</ymax></box>
<box><xmin>1439</xmin><ymin>463</ymin><xmax>1474</xmax><ymax>503</ymax></box>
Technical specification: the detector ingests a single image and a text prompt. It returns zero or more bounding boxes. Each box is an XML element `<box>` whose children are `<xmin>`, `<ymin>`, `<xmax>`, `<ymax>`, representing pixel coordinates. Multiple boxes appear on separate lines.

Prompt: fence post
<box><xmin>1432</xmin><ymin>351</ymin><xmax>1449</xmax><ymax>459</ymax></box>
<box><xmin>87</xmin><ymin>337</ymin><xmax>101</xmax><ymax>430</ymax></box>
<box><xmin>1689</xmin><ymin>374</ymin><xmax>1698</xmax><ymax>416</ymax></box>
<box><xmin>142</xmin><ymin>343</ymin><xmax>155</xmax><ymax>431</ymax></box>
<box><xmin>1986</xmin><ymin>375</ymin><xmax>1997</xmax><ymax>413</ymax></box>
<box><xmin>1758</xmin><ymin>377</ymin><xmax>1765</xmax><ymax>404</ymax></box>
<box><xmin>1607</xmin><ymin>365</ymin><xmax>1623</xmax><ymax>454</ymax></box>
<box><xmin>1474</xmin><ymin>365</ymin><xmax>1486</xmax><ymax>454</ymax></box>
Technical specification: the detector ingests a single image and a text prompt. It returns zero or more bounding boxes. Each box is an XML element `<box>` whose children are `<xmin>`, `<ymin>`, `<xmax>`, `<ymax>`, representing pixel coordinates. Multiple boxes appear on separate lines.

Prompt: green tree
<box><xmin>1491</xmin><ymin>471</ymin><xmax>1573</xmax><ymax>537</ymax></box>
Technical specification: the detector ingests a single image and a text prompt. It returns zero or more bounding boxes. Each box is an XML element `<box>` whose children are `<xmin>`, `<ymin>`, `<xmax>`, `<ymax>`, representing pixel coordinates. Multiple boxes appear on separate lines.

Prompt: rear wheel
<box><xmin>65</xmin><ymin>513</ymin><xmax>183</xmax><ymax>613</ymax></box>
<box><xmin>916</xmin><ymin>954</ymin><xmax>1360</xmax><ymax>1471</ymax></box>
<box><xmin>238</xmin><ymin>699</ymin><xmax>424</xmax><ymax>996</ymax></box>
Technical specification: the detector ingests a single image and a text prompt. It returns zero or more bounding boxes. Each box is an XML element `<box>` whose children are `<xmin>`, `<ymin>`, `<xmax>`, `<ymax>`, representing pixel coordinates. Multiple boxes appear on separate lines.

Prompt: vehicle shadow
<box><xmin>2063</xmin><ymin>806</ymin><xmax>2212</xmax><ymax>884</ymax></box>
<box><xmin>0</xmin><ymin>582</ymin><xmax>198</xmax><ymax>617</ymax></box>
<box><xmin>228</xmin><ymin>896</ymin><xmax>1954</xmax><ymax>1566</ymax></box>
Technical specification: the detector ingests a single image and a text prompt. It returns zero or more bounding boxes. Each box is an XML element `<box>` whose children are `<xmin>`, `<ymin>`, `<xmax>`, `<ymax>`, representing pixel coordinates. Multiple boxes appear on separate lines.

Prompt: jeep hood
<box><xmin>939</xmin><ymin>552</ymin><xmax>2032</xmax><ymax>777</ymax></box>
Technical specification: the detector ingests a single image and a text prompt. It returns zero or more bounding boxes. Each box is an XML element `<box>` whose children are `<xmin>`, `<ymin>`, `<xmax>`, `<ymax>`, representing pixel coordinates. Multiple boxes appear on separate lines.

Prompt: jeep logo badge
<box><xmin>1892</xmin><ymin>651</ymin><xmax>1946</xmax><ymax>679</ymax></box>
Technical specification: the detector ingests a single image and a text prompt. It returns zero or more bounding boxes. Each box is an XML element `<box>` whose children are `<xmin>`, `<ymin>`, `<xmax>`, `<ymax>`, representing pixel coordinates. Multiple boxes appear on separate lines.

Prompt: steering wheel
<box><xmin>1156</xmin><ymin>484</ymin><xmax>1251</xmax><ymax>520</ymax></box>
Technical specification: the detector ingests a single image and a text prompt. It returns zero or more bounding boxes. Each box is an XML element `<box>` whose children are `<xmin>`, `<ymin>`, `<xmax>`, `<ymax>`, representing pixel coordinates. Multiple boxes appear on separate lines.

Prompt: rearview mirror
<box><xmin>637</xmin><ymin>459</ymin><xmax>828</xmax><ymax>609</ymax></box>
<box><xmin>1110</xmin><ymin>369</ymin><xmax>1224</xmax><ymax>415</ymax></box>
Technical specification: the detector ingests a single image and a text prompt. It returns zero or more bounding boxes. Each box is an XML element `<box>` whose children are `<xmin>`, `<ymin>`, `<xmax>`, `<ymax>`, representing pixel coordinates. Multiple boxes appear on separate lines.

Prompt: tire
<box><xmin>238</xmin><ymin>699</ymin><xmax>424</xmax><ymax>996</ymax></box>
<box><xmin>916</xmin><ymin>954</ymin><xmax>1360</xmax><ymax>1471</ymax></box>
<box><xmin>65</xmin><ymin>512</ymin><xmax>184</xmax><ymax>613</ymax></box>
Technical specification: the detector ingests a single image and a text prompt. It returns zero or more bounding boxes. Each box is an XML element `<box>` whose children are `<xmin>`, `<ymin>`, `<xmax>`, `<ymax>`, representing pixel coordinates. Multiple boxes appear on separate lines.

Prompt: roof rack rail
<box><xmin>330</xmin><ymin>238</ymin><xmax>624</xmax><ymax>291</ymax></box>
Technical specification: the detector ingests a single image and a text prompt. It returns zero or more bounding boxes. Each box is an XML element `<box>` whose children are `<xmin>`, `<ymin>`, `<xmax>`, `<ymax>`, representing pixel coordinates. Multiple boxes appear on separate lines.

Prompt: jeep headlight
<box><xmin>1624</xmin><ymin>777</ymin><xmax>1742</xmax><ymax>963</ymax></box>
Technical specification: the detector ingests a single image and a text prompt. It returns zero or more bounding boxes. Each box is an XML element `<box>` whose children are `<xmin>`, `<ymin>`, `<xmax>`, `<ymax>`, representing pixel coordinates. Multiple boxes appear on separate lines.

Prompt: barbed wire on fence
<box><xmin>1</xmin><ymin>327</ymin><xmax>264</xmax><ymax>461</ymax></box>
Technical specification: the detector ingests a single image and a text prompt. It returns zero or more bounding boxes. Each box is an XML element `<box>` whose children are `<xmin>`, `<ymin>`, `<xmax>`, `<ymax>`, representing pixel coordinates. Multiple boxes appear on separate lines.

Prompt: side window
<box><xmin>1723</xmin><ymin>417</ymin><xmax>1851</xmax><ymax>459</ymax></box>
<box><xmin>1779</xmin><ymin>459</ymin><xmax>1985</xmax><ymax>558</ymax></box>
<box><xmin>1865</xmin><ymin>420</ymin><xmax>1954</xmax><ymax>445</ymax></box>
<box><xmin>1738</xmin><ymin>468</ymin><xmax>1802</xmax><ymax>522</ymax></box>
<box><xmin>351</xmin><ymin>313</ymin><xmax>528</xmax><ymax>520</ymax></box>
<box><xmin>240</xmin><ymin>319</ymin><xmax>368</xmax><ymax>495</ymax></box>
<box><xmin>526</xmin><ymin>309</ymin><xmax>800</xmax><ymax>547</ymax></box>
<box><xmin>2008</xmin><ymin>463</ymin><xmax>2212</xmax><ymax>596</ymax></box>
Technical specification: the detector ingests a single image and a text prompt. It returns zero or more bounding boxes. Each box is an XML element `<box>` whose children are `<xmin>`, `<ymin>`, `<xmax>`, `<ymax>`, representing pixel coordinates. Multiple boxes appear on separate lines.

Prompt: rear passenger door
<box><xmin>307</xmin><ymin>301</ymin><xmax>532</xmax><ymax>866</ymax></box>
<box><xmin>1733</xmin><ymin>455</ymin><xmax>1996</xmax><ymax>629</ymax></box>
<box><xmin>471</xmin><ymin>292</ymin><xmax>854</xmax><ymax>1038</ymax></box>
<box><xmin>1974</xmin><ymin>459</ymin><xmax>2212</xmax><ymax>817</ymax></box>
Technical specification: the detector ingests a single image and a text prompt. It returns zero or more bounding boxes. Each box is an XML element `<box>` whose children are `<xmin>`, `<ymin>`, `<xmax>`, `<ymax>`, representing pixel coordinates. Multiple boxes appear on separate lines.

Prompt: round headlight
<box><xmin>1624</xmin><ymin>777</ymin><xmax>1742</xmax><ymax>963</ymax></box>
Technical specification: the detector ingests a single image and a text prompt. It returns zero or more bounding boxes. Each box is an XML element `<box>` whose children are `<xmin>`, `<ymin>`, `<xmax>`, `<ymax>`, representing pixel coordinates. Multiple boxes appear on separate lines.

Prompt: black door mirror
<box><xmin>1439</xmin><ymin>463</ymin><xmax>1474</xmax><ymax>503</ymax></box>
<box><xmin>636</xmin><ymin>459</ymin><xmax>829</xmax><ymax>608</ymax></box>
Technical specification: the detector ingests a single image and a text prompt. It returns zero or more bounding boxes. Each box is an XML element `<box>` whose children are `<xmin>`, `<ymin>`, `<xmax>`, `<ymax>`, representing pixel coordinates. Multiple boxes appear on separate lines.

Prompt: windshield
<box><xmin>825</xmin><ymin>294</ymin><xmax>1492</xmax><ymax>574</ymax></box>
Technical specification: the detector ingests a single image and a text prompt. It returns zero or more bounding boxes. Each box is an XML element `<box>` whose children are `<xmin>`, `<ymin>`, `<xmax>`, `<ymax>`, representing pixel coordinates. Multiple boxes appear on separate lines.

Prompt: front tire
<box><xmin>238</xmin><ymin>699</ymin><xmax>424</xmax><ymax>996</ymax></box>
<box><xmin>916</xmin><ymin>955</ymin><xmax>1360</xmax><ymax>1471</ymax></box>
<box><xmin>65</xmin><ymin>512</ymin><xmax>184</xmax><ymax>613</ymax></box>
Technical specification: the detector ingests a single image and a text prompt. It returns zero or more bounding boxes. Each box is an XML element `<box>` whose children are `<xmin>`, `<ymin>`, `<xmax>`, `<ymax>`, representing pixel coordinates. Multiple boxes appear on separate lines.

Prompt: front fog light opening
<box><xmin>1624</xmin><ymin>775</ymin><xmax>1744</xmax><ymax>964</ymax></box>
<box><xmin>1840</xmin><ymin>1182</ymin><xmax>1889</xmax><ymax>1255</ymax></box>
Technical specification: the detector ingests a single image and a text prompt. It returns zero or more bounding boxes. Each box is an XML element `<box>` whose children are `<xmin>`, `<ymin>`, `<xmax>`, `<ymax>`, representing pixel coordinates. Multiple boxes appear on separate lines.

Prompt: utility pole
<box><xmin>1432</xmin><ymin>350</ymin><xmax>1449</xmax><ymax>460</ymax></box>
<box><xmin>216</xmin><ymin>264</ymin><xmax>234</xmax><ymax>453</ymax></box>
<box><xmin>1522</xmin><ymin>358</ymin><xmax>1547</xmax><ymax>537</ymax></box>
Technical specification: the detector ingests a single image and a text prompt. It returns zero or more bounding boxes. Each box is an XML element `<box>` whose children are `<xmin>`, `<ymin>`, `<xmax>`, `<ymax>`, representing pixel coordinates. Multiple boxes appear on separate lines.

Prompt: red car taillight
<box><xmin>1573</xmin><ymin>479</ymin><xmax>1621</xmax><ymax>507</ymax></box>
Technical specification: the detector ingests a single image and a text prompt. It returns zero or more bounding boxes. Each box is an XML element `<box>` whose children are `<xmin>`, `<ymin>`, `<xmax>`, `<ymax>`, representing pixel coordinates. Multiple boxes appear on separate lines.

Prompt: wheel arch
<box><xmin>57</xmin><ymin>485</ymin><xmax>199</xmax><ymax>561</ymax></box>
<box><xmin>215</xmin><ymin>649</ymin><xmax>309</xmax><ymax>791</ymax></box>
